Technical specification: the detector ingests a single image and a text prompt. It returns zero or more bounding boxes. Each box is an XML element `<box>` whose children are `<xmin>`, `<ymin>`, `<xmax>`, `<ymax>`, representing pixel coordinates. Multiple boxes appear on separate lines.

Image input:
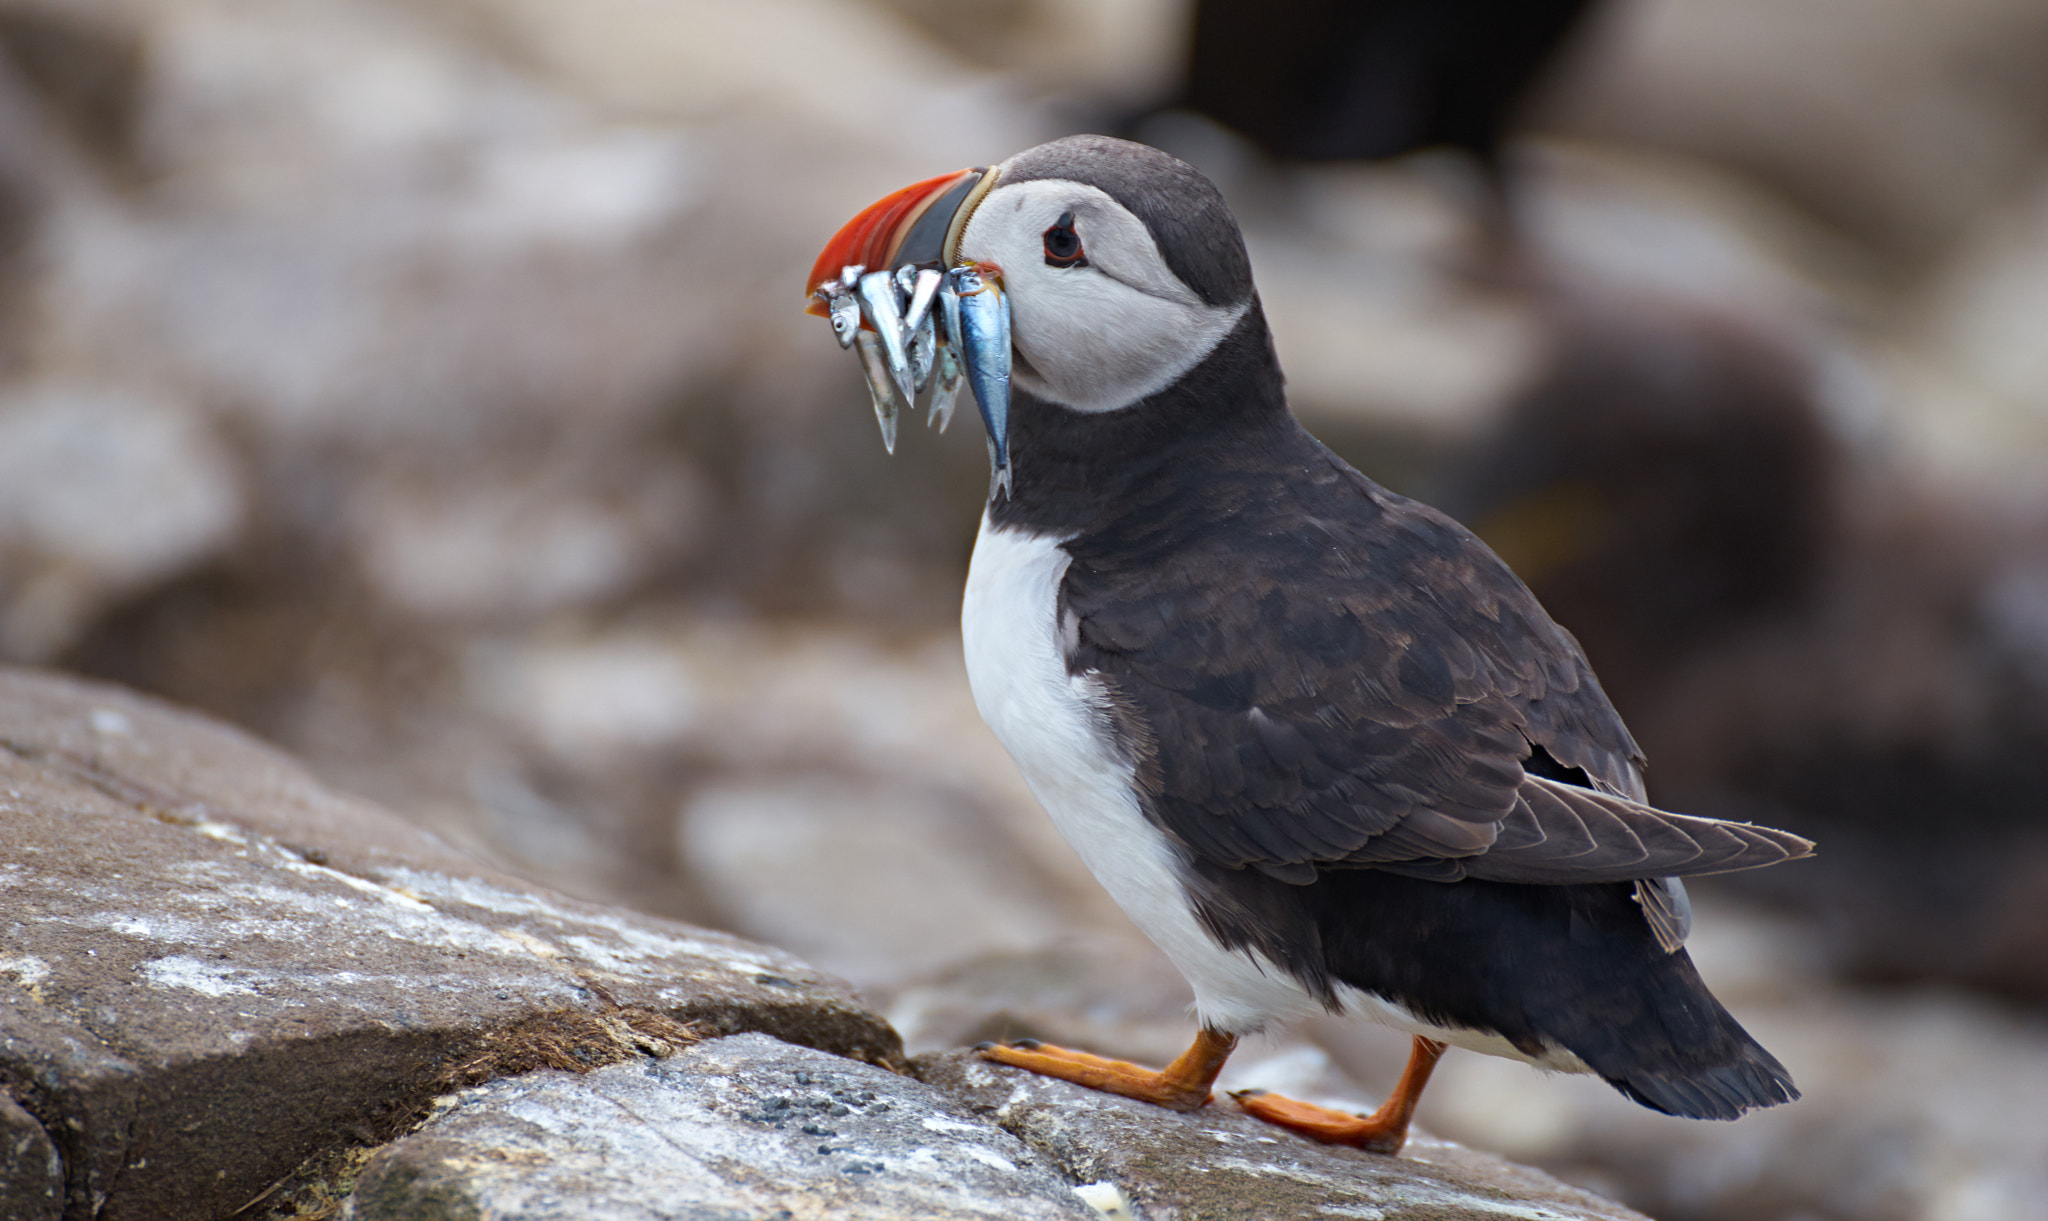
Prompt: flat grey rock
<box><xmin>348</xmin><ymin>1033</ymin><xmax>1095</xmax><ymax>1221</ymax></box>
<box><xmin>917</xmin><ymin>1051</ymin><xmax>1649</xmax><ymax>1221</ymax></box>
<box><xmin>0</xmin><ymin>668</ymin><xmax>898</xmax><ymax>1220</ymax></box>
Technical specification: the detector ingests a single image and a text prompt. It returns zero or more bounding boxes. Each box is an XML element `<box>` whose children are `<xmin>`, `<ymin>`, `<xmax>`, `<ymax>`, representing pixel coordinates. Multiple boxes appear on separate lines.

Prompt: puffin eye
<box><xmin>1043</xmin><ymin>212</ymin><xmax>1087</xmax><ymax>268</ymax></box>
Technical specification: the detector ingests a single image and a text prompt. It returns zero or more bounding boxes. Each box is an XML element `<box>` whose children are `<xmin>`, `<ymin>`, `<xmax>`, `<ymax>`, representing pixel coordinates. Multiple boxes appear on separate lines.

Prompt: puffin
<box><xmin>804</xmin><ymin>135</ymin><xmax>1812</xmax><ymax>1154</ymax></box>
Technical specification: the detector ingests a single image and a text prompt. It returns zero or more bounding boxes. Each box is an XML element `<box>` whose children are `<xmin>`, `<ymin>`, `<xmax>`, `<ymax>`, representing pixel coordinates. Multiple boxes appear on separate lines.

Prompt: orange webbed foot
<box><xmin>1232</xmin><ymin>1089</ymin><xmax>1411</xmax><ymax>1154</ymax></box>
<box><xmin>1231</xmin><ymin>1035</ymin><xmax>1448</xmax><ymax>1156</ymax></box>
<box><xmin>975</xmin><ymin>1028</ymin><xmax>1237</xmax><ymax>1113</ymax></box>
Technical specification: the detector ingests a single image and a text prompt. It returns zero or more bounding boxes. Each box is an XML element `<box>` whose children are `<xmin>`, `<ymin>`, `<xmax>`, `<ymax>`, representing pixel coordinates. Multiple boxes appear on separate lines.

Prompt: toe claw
<box><xmin>1012</xmin><ymin>1038</ymin><xmax>1043</xmax><ymax>1050</ymax></box>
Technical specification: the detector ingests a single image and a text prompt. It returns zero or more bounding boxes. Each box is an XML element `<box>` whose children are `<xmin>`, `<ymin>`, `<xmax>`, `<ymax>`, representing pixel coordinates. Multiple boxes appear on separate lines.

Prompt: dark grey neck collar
<box><xmin>986</xmin><ymin>302</ymin><xmax>1295</xmax><ymax>538</ymax></box>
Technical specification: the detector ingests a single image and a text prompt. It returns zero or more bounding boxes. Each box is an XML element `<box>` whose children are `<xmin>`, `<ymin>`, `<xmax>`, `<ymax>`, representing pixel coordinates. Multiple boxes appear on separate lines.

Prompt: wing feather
<box><xmin>1057</xmin><ymin>426</ymin><xmax>1811</xmax><ymax>950</ymax></box>
<box><xmin>1454</xmin><ymin>778</ymin><xmax>1814</xmax><ymax>884</ymax></box>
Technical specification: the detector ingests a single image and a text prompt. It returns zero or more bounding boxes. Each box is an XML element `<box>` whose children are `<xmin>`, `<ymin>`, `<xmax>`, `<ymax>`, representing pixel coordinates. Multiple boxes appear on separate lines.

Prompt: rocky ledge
<box><xmin>0</xmin><ymin>667</ymin><xmax>1644</xmax><ymax>1220</ymax></box>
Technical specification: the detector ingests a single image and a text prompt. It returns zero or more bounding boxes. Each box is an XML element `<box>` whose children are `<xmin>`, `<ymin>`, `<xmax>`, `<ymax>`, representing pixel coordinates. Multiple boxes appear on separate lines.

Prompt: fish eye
<box><xmin>1043</xmin><ymin>212</ymin><xmax>1087</xmax><ymax>268</ymax></box>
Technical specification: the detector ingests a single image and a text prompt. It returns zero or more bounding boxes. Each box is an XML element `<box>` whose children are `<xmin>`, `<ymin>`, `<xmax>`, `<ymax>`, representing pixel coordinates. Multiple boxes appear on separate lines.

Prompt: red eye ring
<box><xmin>1043</xmin><ymin>212</ymin><xmax>1087</xmax><ymax>268</ymax></box>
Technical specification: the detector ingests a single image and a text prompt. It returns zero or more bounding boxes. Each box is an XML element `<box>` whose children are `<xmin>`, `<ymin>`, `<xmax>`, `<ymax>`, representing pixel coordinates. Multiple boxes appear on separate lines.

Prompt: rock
<box><xmin>680</xmin><ymin>776</ymin><xmax>1079</xmax><ymax>988</ymax></box>
<box><xmin>444</xmin><ymin>619</ymin><xmax>1110</xmax><ymax>925</ymax></box>
<box><xmin>351</xmin><ymin>1033</ymin><xmax>1663</xmax><ymax>1220</ymax></box>
<box><xmin>1923</xmin><ymin>170</ymin><xmax>2048</xmax><ymax>433</ymax></box>
<box><xmin>1534</xmin><ymin>0</ymin><xmax>2048</xmax><ymax>267</ymax></box>
<box><xmin>917</xmin><ymin>1051</ymin><xmax>1650</xmax><ymax>1221</ymax></box>
<box><xmin>0</xmin><ymin>664</ymin><xmax>1678</xmax><ymax>1221</ymax></box>
<box><xmin>347</xmin><ymin>463</ymin><xmax>708</xmax><ymax>623</ymax></box>
<box><xmin>432</xmin><ymin>0</ymin><xmax>1020</xmax><ymax>157</ymax></box>
<box><xmin>0</xmin><ymin>6</ymin><xmax>145</xmax><ymax>175</ymax></box>
<box><xmin>0</xmin><ymin>381</ymin><xmax>244</xmax><ymax>661</ymax></box>
<box><xmin>0</xmin><ymin>667</ymin><xmax>898</xmax><ymax>1220</ymax></box>
<box><xmin>348</xmin><ymin>1032</ymin><xmax>1096</xmax><ymax>1220</ymax></box>
<box><xmin>873</xmin><ymin>0</ymin><xmax>1186</xmax><ymax>112</ymax></box>
<box><xmin>0</xmin><ymin>1091</ymin><xmax>59</xmax><ymax>1221</ymax></box>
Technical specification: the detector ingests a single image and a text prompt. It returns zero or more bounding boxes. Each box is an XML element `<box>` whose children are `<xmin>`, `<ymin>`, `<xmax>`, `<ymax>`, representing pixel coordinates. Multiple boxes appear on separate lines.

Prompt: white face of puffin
<box><xmin>955</xmin><ymin>179</ymin><xmax>1249</xmax><ymax>414</ymax></box>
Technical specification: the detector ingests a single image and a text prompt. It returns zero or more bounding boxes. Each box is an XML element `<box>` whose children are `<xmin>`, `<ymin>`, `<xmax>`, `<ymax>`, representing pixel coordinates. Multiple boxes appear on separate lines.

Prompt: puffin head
<box><xmin>807</xmin><ymin>136</ymin><xmax>1257</xmax><ymax>416</ymax></box>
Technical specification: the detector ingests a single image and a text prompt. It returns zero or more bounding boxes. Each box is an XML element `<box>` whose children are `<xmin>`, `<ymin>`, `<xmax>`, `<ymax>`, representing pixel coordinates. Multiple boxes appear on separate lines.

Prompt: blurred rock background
<box><xmin>2</xmin><ymin>0</ymin><xmax>2047</xmax><ymax>1217</ymax></box>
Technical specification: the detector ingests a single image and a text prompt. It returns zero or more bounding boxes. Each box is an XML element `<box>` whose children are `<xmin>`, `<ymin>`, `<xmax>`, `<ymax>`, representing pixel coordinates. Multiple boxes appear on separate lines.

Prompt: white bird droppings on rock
<box><xmin>1072</xmin><ymin>1180</ymin><xmax>1137</xmax><ymax>1218</ymax></box>
<box><xmin>923</xmin><ymin>1115</ymin><xmax>987</xmax><ymax>1134</ymax></box>
<box><xmin>959</xmin><ymin>1145</ymin><xmax>1021</xmax><ymax>1173</ymax></box>
<box><xmin>88</xmin><ymin>709</ymin><xmax>134</xmax><ymax>736</ymax></box>
<box><xmin>0</xmin><ymin>955</ymin><xmax>50</xmax><ymax>987</ymax></box>
<box><xmin>136</xmin><ymin>955</ymin><xmax>266</xmax><ymax>998</ymax></box>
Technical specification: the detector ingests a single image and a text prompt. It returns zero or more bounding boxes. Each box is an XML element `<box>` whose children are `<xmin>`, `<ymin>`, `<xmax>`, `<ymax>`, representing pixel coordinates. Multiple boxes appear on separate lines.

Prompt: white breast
<box><xmin>961</xmin><ymin>516</ymin><xmax>1325</xmax><ymax>1034</ymax></box>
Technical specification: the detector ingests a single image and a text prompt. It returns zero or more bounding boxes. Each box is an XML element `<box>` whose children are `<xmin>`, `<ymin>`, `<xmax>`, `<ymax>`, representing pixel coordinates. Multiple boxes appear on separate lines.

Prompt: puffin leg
<box><xmin>978</xmin><ymin>1027</ymin><xmax>1238</xmax><ymax>1112</ymax></box>
<box><xmin>1232</xmin><ymin>1036</ymin><xmax>1448</xmax><ymax>1155</ymax></box>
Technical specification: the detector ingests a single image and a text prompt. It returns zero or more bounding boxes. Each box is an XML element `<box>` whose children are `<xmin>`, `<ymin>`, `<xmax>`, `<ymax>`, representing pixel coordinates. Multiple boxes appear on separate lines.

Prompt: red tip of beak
<box><xmin>804</xmin><ymin>168</ymin><xmax>981</xmax><ymax>315</ymax></box>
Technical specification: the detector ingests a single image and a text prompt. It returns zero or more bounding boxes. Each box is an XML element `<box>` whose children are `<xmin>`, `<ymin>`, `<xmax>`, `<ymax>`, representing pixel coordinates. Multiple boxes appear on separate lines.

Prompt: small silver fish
<box><xmin>823</xmin><ymin>289</ymin><xmax>860</xmax><ymax>349</ymax></box>
<box><xmin>928</xmin><ymin>339</ymin><xmax>963</xmax><ymax>432</ymax></box>
<box><xmin>902</xmin><ymin>267</ymin><xmax>944</xmax><ymax>335</ymax></box>
<box><xmin>856</xmin><ymin>269</ymin><xmax>916</xmax><ymax>408</ymax></box>
<box><xmin>950</xmin><ymin>264</ymin><xmax>1011</xmax><ymax>497</ymax></box>
<box><xmin>854</xmin><ymin>329</ymin><xmax>899</xmax><ymax>454</ymax></box>
<box><xmin>937</xmin><ymin>275</ymin><xmax>964</xmax><ymax>349</ymax></box>
<box><xmin>985</xmin><ymin>437</ymin><xmax>1009</xmax><ymax>498</ymax></box>
<box><xmin>908</xmin><ymin>306</ymin><xmax>936</xmax><ymax>395</ymax></box>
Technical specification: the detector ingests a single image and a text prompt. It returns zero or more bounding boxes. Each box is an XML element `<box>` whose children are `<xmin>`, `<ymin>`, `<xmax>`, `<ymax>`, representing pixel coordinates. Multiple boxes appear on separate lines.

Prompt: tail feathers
<box><xmin>1603</xmin><ymin>1039</ymin><xmax>1799</xmax><ymax>1120</ymax></box>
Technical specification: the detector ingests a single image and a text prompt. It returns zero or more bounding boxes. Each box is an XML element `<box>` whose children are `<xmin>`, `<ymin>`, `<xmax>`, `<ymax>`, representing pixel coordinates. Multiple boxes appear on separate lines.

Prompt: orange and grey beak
<box><xmin>804</xmin><ymin>167</ymin><xmax>993</xmax><ymax>313</ymax></box>
<box><xmin>805</xmin><ymin>164</ymin><xmax>1012</xmax><ymax>497</ymax></box>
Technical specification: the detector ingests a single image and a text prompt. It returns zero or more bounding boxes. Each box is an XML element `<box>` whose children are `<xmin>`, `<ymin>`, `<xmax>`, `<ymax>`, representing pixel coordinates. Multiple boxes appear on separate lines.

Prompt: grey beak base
<box><xmin>895</xmin><ymin>171</ymin><xmax>986</xmax><ymax>269</ymax></box>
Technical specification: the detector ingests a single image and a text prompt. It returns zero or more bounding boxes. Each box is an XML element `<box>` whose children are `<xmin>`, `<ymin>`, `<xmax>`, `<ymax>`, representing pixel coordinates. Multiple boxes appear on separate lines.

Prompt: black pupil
<box><xmin>1046</xmin><ymin>213</ymin><xmax>1081</xmax><ymax>260</ymax></box>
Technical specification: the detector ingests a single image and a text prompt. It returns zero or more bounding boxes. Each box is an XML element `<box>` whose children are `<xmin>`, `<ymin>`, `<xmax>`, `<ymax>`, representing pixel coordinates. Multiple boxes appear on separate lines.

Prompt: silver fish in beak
<box><xmin>853</xmin><ymin>329</ymin><xmax>899</xmax><ymax>454</ymax></box>
<box><xmin>950</xmin><ymin>264</ymin><xmax>1011</xmax><ymax>498</ymax></box>
<box><xmin>908</xmin><ymin>302</ymin><xmax>936</xmax><ymax>397</ymax></box>
<box><xmin>814</xmin><ymin>263</ymin><xmax>865</xmax><ymax>349</ymax></box>
<box><xmin>856</xmin><ymin>269</ymin><xmax>916</xmax><ymax>411</ymax></box>
<box><xmin>927</xmin><ymin>278</ymin><xmax>966</xmax><ymax>433</ymax></box>
<box><xmin>902</xmin><ymin>267</ymin><xmax>944</xmax><ymax>335</ymax></box>
<box><xmin>803</xmin><ymin>166</ymin><xmax>1010</xmax><ymax>489</ymax></box>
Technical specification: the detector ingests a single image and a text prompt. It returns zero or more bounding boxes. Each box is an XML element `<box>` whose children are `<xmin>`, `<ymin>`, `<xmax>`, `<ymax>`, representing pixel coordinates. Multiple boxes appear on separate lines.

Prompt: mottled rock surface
<box><xmin>0</xmin><ymin>1091</ymin><xmax>60</xmax><ymax>1221</ymax></box>
<box><xmin>352</xmin><ymin>1034</ymin><xmax>1658</xmax><ymax>1220</ymax></box>
<box><xmin>918</xmin><ymin>1051</ymin><xmax>1650</xmax><ymax>1221</ymax></box>
<box><xmin>350</xmin><ymin>1033</ymin><xmax>1095</xmax><ymax>1221</ymax></box>
<box><xmin>0</xmin><ymin>668</ymin><xmax>897</xmax><ymax>1220</ymax></box>
<box><xmin>0</xmin><ymin>666</ymin><xmax>1670</xmax><ymax>1221</ymax></box>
